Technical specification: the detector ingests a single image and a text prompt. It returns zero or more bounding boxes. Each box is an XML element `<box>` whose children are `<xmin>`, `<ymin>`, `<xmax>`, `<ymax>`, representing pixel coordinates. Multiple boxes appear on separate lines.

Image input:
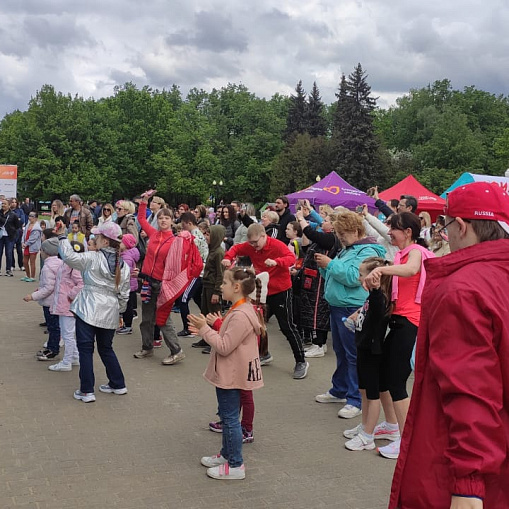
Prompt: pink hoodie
<box><xmin>31</xmin><ymin>256</ymin><xmax>63</xmax><ymax>307</ymax></box>
<box><xmin>50</xmin><ymin>263</ymin><xmax>84</xmax><ymax>316</ymax></box>
<box><xmin>200</xmin><ymin>302</ymin><xmax>264</xmax><ymax>391</ymax></box>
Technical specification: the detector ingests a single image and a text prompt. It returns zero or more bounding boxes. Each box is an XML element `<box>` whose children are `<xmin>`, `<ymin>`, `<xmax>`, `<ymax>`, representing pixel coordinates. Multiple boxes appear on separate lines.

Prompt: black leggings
<box><xmin>379</xmin><ymin>315</ymin><xmax>417</xmax><ymax>402</ymax></box>
<box><xmin>123</xmin><ymin>291</ymin><xmax>138</xmax><ymax>328</ymax></box>
<box><xmin>266</xmin><ymin>289</ymin><xmax>304</xmax><ymax>363</ymax></box>
<box><xmin>357</xmin><ymin>349</ymin><xmax>382</xmax><ymax>400</ymax></box>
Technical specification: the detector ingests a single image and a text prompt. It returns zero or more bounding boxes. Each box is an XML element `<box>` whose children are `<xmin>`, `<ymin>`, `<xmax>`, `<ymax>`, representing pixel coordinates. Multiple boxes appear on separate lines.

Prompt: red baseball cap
<box><xmin>445</xmin><ymin>182</ymin><xmax>509</xmax><ymax>234</ymax></box>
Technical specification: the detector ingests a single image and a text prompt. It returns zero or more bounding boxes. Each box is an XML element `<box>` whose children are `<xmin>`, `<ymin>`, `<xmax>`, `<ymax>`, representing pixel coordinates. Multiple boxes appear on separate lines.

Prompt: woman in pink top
<box><xmin>365</xmin><ymin>212</ymin><xmax>435</xmax><ymax>460</ymax></box>
<box><xmin>188</xmin><ymin>268</ymin><xmax>263</xmax><ymax>481</ymax></box>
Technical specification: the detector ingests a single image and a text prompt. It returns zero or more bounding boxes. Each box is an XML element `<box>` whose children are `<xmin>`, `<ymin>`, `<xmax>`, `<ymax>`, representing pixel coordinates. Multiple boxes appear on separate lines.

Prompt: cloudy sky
<box><xmin>1</xmin><ymin>0</ymin><xmax>508</xmax><ymax>117</ymax></box>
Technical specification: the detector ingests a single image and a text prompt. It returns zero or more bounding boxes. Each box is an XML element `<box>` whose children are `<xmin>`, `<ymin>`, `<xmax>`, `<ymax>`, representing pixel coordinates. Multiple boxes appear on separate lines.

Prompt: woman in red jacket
<box><xmin>133</xmin><ymin>190</ymin><xmax>184</xmax><ymax>366</ymax></box>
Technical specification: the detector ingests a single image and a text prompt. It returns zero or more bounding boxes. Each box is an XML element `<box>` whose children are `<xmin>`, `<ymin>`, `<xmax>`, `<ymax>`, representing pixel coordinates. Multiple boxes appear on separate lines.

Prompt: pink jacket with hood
<box><xmin>200</xmin><ymin>302</ymin><xmax>264</xmax><ymax>391</ymax></box>
<box><xmin>50</xmin><ymin>263</ymin><xmax>84</xmax><ymax>316</ymax></box>
<box><xmin>31</xmin><ymin>256</ymin><xmax>63</xmax><ymax>307</ymax></box>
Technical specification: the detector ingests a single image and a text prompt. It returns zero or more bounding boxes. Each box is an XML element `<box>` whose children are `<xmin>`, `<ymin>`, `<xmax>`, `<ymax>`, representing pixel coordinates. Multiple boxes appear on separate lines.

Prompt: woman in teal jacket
<box><xmin>315</xmin><ymin>211</ymin><xmax>385</xmax><ymax>418</ymax></box>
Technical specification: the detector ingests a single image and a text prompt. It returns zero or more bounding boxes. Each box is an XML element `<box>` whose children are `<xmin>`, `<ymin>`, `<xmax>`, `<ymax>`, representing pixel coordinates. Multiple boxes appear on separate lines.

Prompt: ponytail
<box><xmin>108</xmin><ymin>238</ymin><xmax>122</xmax><ymax>290</ymax></box>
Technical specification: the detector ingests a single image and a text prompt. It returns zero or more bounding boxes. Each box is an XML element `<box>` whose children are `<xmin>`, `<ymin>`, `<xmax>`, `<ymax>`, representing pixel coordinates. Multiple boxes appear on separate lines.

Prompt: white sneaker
<box><xmin>207</xmin><ymin>463</ymin><xmax>245</xmax><ymax>480</ymax></box>
<box><xmin>378</xmin><ymin>438</ymin><xmax>401</xmax><ymax>459</ymax></box>
<box><xmin>343</xmin><ymin>423</ymin><xmax>363</xmax><ymax>439</ymax></box>
<box><xmin>304</xmin><ymin>345</ymin><xmax>325</xmax><ymax>358</ymax></box>
<box><xmin>73</xmin><ymin>390</ymin><xmax>96</xmax><ymax>403</ymax></box>
<box><xmin>201</xmin><ymin>453</ymin><xmax>228</xmax><ymax>468</ymax></box>
<box><xmin>59</xmin><ymin>338</ymin><xmax>64</xmax><ymax>347</ymax></box>
<box><xmin>161</xmin><ymin>350</ymin><xmax>185</xmax><ymax>365</ymax></box>
<box><xmin>99</xmin><ymin>384</ymin><xmax>128</xmax><ymax>395</ymax></box>
<box><xmin>48</xmin><ymin>361</ymin><xmax>72</xmax><ymax>372</ymax></box>
<box><xmin>374</xmin><ymin>421</ymin><xmax>401</xmax><ymax>441</ymax></box>
<box><xmin>345</xmin><ymin>432</ymin><xmax>375</xmax><ymax>451</ymax></box>
<box><xmin>72</xmin><ymin>357</ymin><xmax>80</xmax><ymax>366</ymax></box>
<box><xmin>315</xmin><ymin>391</ymin><xmax>346</xmax><ymax>404</ymax></box>
<box><xmin>338</xmin><ymin>404</ymin><xmax>362</xmax><ymax>419</ymax></box>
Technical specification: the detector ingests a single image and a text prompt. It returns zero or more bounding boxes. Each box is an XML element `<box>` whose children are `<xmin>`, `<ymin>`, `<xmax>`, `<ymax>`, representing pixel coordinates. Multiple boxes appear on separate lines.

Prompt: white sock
<box><xmin>386</xmin><ymin>422</ymin><xmax>399</xmax><ymax>431</ymax></box>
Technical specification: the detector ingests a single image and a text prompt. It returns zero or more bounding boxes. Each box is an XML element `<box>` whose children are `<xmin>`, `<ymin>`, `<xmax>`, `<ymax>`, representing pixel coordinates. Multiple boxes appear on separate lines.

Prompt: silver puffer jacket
<box><xmin>58</xmin><ymin>238</ymin><xmax>130</xmax><ymax>329</ymax></box>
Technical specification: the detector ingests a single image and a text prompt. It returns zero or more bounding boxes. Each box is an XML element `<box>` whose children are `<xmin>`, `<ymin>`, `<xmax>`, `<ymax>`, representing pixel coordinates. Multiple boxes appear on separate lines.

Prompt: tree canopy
<box><xmin>1</xmin><ymin>74</ymin><xmax>508</xmax><ymax>205</ymax></box>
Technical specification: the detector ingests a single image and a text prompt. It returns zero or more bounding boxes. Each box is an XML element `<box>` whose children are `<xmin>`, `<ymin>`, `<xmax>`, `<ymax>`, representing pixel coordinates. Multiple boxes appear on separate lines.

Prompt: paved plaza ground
<box><xmin>0</xmin><ymin>272</ymin><xmax>395</xmax><ymax>508</ymax></box>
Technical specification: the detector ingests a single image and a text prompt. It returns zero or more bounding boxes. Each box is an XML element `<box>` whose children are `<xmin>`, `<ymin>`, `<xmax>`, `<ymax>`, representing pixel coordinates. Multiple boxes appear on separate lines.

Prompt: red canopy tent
<box><xmin>379</xmin><ymin>175</ymin><xmax>445</xmax><ymax>221</ymax></box>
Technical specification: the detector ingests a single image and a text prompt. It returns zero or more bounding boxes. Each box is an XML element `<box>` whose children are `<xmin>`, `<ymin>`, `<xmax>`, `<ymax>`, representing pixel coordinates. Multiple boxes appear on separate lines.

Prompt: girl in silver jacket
<box><xmin>56</xmin><ymin>220</ymin><xmax>130</xmax><ymax>403</ymax></box>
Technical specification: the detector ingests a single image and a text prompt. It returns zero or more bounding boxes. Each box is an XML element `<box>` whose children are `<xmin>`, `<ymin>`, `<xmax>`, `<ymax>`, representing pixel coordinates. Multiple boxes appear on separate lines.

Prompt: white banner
<box><xmin>0</xmin><ymin>165</ymin><xmax>18</xmax><ymax>197</ymax></box>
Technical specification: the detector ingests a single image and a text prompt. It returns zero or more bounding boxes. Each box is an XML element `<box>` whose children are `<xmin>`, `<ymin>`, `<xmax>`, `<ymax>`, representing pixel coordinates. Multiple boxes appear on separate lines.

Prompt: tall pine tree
<box><xmin>284</xmin><ymin>80</ymin><xmax>308</xmax><ymax>141</ymax></box>
<box><xmin>306</xmin><ymin>82</ymin><xmax>327</xmax><ymax>137</ymax></box>
<box><xmin>331</xmin><ymin>64</ymin><xmax>386</xmax><ymax>190</ymax></box>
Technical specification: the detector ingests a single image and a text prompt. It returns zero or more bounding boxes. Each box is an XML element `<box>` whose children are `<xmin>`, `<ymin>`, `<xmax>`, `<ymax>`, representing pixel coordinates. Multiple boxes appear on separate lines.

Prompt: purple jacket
<box><xmin>121</xmin><ymin>247</ymin><xmax>140</xmax><ymax>292</ymax></box>
<box><xmin>50</xmin><ymin>263</ymin><xmax>84</xmax><ymax>316</ymax></box>
<box><xmin>31</xmin><ymin>256</ymin><xmax>63</xmax><ymax>307</ymax></box>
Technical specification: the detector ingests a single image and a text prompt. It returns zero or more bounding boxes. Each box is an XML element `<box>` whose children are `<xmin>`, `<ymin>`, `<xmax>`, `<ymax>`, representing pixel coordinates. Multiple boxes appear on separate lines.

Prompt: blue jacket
<box><xmin>320</xmin><ymin>237</ymin><xmax>386</xmax><ymax>307</ymax></box>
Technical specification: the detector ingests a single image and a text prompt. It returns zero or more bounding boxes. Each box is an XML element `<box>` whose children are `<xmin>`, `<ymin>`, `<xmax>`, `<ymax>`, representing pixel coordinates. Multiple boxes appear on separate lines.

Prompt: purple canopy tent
<box><xmin>286</xmin><ymin>171</ymin><xmax>376</xmax><ymax>212</ymax></box>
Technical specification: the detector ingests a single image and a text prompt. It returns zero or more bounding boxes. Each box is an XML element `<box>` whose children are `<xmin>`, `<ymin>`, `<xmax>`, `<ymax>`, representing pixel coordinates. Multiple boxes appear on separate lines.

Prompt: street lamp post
<box><xmin>212</xmin><ymin>180</ymin><xmax>223</xmax><ymax>209</ymax></box>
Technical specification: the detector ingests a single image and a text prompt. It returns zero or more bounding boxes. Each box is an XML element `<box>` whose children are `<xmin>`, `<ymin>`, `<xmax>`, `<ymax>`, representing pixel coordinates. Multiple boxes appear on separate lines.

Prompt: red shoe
<box><xmin>153</xmin><ymin>338</ymin><xmax>163</xmax><ymax>348</ymax></box>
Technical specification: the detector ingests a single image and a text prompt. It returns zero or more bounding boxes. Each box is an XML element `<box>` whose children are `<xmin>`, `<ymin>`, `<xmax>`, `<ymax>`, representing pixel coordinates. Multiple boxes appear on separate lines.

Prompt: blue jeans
<box><xmin>0</xmin><ymin>235</ymin><xmax>14</xmax><ymax>272</ymax></box>
<box><xmin>329</xmin><ymin>305</ymin><xmax>361</xmax><ymax>409</ymax></box>
<box><xmin>43</xmin><ymin>306</ymin><xmax>61</xmax><ymax>354</ymax></box>
<box><xmin>75</xmin><ymin>316</ymin><xmax>126</xmax><ymax>394</ymax></box>
<box><xmin>216</xmin><ymin>388</ymin><xmax>243</xmax><ymax>467</ymax></box>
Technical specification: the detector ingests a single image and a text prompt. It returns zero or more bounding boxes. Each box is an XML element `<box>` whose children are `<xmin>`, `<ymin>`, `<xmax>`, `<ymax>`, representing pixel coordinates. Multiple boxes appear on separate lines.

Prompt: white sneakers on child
<box><xmin>378</xmin><ymin>439</ymin><xmax>401</xmax><ymax>459</ymax></box>
<box><xmin>200</xmin><ymin>454</ymin><xmax>245</xmax><ymax>480</ymax></box>
<box><xmin>345</xmin><ymin>431</ymin><xmax>375</xmax><ymax>451</ymax></box>
<box><xmin>48</xmin><ymin>361</ymin><xmax>72</xmax><ymax>372</ymax></box>
<box><xmin>315</xmin><ymin>391</ymin><xmax>346</xmax><ymax>404</ymax></box>
<box><xmin>338</xmin><ymin>404</ymin><xmax>362</xmax><ymax>419</ymax></box>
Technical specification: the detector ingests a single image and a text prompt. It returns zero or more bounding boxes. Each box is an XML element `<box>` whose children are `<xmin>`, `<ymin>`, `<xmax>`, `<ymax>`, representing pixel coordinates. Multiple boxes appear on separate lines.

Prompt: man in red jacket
<box><xmin>390</xmin><ymin>182</ymin><xmax>509</xmax><ymax>509</ymax></box>
<box><xmin>222</xmin><ymin>224</ymin><xmax>308</xmax><ymax>379</ymax></box>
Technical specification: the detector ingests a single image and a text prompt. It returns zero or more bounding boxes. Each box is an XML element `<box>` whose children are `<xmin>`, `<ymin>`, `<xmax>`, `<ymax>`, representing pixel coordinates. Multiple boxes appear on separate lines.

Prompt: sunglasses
<box><xmin>115</xmin><ymin>207</ymin><xmax>124</xmax><ymax>211</ymax></box>
<box><xmin>104</xmin><ymin>209</ymin><xmax>112</xmax><ymax>212</ymax></box>
<box><xmin>29</xmin><ymin>214</ymin><xmax>37</xmax><ymax>218</ymax></box>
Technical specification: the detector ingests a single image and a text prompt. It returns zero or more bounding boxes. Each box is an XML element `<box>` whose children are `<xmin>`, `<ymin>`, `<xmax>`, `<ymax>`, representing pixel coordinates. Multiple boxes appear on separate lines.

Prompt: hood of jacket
<box><xmin>100</xmin><ymin>247</ymin><xmax>124</xmax><ymax>275</ymax></box>
<box><xmin>239</xmin><ymin>304</ymin><xmax>262</xmax><ymax>336</ymax></box>
<box><xmin>209</xmin><ymin>225</ymin><xmax>225</xmax><ymax>251</ymax></box>
<box><xmin>425</xmin><ymin>238</ymin><xmax>509</xmax><ymax>281</ymax></box>
<box><xmin>30</xmin><ymin>221</ymin><xmax>42</xmax><ymax>232</ymax></box>
<box><xmin>346</xmin><ymin>239</ymin><xmax>386</xmax><ymax>258</ymax></box>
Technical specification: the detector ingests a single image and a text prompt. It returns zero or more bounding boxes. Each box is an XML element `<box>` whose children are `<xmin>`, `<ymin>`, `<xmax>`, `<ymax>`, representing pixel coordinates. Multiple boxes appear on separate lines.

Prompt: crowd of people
<box><xmin>2</xmin><ymin>182</ymin><xmax>509</xmax><ymax>506</ymax></box>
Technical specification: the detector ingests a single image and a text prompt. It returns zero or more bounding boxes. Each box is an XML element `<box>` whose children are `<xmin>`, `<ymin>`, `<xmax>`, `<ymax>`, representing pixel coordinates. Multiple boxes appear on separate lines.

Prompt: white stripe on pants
<box><xmin>59</xmin><ymin>315</ymin><xmax>79</xmax><ymax>365</ymax></box>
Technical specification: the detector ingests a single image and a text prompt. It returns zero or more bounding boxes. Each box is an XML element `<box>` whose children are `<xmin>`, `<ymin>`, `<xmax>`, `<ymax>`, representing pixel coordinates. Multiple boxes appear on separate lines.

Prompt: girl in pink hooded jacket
<box><xmin>188</xmin><ymin>267</ymin><xmax>263</xmax><ymax>481</ymax></box>
<box><xmin>48</xmin><ymin>241</ymin><xmax>85</xmax><ymax>371</ymax></box>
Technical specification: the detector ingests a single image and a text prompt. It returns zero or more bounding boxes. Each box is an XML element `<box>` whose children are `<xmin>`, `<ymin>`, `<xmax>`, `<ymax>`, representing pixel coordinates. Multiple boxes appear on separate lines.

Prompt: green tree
<box><xmin>306</xmin><ymin>82</ymin><xmax>327</xmax><ymax>137</ymax></box>
<box><xmin>331</xmin><ymin>64</ymin><xmax>386</xmax><ymax>190</ymax></box>
<box><xmin>284</xmin><ymin>80</ymin><xmax>307</xmax><ymax>141</ymax></box>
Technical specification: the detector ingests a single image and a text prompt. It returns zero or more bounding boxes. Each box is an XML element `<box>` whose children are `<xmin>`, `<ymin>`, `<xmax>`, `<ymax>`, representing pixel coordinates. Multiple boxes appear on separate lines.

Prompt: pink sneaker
<box><xmin>374</xmin><ymin>421</ymin><xmax>400</xmax><ymax>441</ymax></box>
<box><xmin>209</xmin><ymin>421</ymin><xmax>223</xmax><ymax>433</ymax></box>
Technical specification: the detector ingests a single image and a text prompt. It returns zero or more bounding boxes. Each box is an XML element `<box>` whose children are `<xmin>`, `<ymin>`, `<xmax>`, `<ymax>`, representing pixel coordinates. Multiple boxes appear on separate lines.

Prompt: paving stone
<box><xmin>0</xmin><ymin>274</ymin><xmax>397</xmax><ymax>507</ymax></box>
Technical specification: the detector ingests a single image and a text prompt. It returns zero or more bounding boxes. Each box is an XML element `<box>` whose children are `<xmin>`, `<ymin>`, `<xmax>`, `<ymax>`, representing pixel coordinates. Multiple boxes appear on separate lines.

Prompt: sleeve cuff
<box><xmin>452</xmin><ymin>475</ymin><xmax>485</xmax><ymax>500</ymax></box>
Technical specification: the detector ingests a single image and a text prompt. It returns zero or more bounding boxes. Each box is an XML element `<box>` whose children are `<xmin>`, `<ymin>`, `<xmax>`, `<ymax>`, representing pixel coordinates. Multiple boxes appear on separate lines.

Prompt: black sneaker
<box><xmin>39</xmin><ymin>322</ymin><xmax>47</xmax><ymax>327</ymax></box>
<box><xmin>202</xmin><ymin>346</ymin><xmax>211</xmax><ymax>354</ymax></box>
<box><xmin>192</xmin><ymin>339</ymin><xmax>208</xmax><ymax>348</ymax></box>
<box><xmin>6</xmin><ymin>270</ymin><xmax>13</xmax><ymax>277</ymax></box>
<box><xmin>37</xmin><ymin>349</ymin><xmax>58</xmax><ymax>361</ymax></box>
<box><xmin>177</xmin><ymin>330</ymin><xmax>195</xmax><ymax>338</ymax></box>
